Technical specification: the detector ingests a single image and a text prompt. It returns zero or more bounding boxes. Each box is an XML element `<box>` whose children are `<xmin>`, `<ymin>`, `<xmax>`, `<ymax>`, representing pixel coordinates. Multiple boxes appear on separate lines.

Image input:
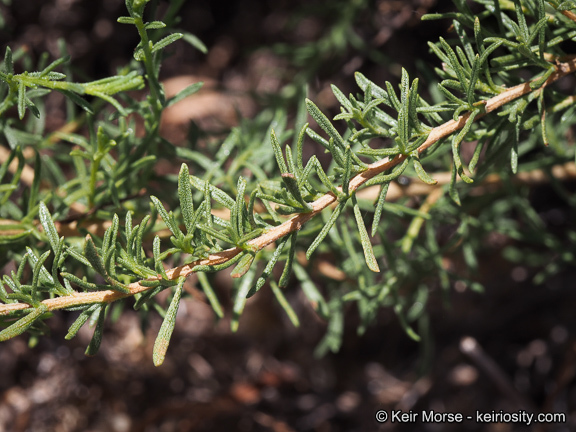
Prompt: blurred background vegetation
<box><xmin>0</xmin><ymin>1</ymin><xmax>575</xmax><ymax>431</ymax></box>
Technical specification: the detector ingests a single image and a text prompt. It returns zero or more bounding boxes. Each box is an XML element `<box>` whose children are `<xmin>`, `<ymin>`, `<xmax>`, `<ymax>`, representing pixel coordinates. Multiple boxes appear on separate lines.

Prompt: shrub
<box><xmin>1</xmin><ymin>0</ymin><xmax>576</xmax><ymax>366</ymax></box>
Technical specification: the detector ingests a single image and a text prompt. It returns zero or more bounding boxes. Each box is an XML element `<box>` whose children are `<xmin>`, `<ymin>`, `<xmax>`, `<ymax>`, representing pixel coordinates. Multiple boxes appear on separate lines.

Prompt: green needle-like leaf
<box><xmin>39</xmin><ymin>202</ymin><xmax>60</xmax><ymax>252</ymax></box>
<box><xmin>0</xmin><ymin>304</ymin><xmax>49</xmax><ymax>342</ymax></box>
<box><xmin>352</xmin><ymin>195</ymin><xmax>380</xmax><ymax>272</ymax></box>
<box><xmin>279</xmin><ymin>232</ymin><xmax>297</xmax><ymax>288</ymax></box>
<box><xmin>4</xmin><ymin>46</ymin><xmax>14</xmax><ymax>75</ymax></box>
<box><xmin>231</xmin><ymin>266</ymin><xmax>256</xmax><ymax>332</ymax></box>
<box><xmin>190</xmin><ymin>176</ymin><xmax>235</xmax><ymax>209</ymax></box>
<box><xmin>178</xmin><ymin>164</ymin><xmax>195</xmax><ymax>234</ymax></box>
<box><xmin>151</xmin><ymin>33</ymin><xmax>184</xmax><ymax>53</ymax></box>
<box><xmin>371</xmin><ymin>183</ymin><xmax>390</xmax><ymax>237</ymax></box>
<box><xmin>281</xmin><ymin>173</ymin><xmax>312</xmax><ymax>211</ymax></box>
<box><xmin>84</xmin><ymin>235</ymin><xmax>107</xmax><ymax>277</ymax></box>
<box><xmin>17</xmin><ymin>80</ymin><xmax>25</xmax><ymax>119</ymax></box>
<box><xmin>364</xmin><ymin>157</ymin><xmax>410</xmax><ymax>187</ymax></box>
<box><xmin>231</xmin><ymin>252</ymin><xmax>255</xmax><ymax>279</ymax></box>
<box><xmin>449</xmin><ymin>162</ymin><xmax>461</xmax><ymax>206</ymax></box>
<box><xmin>153</xmin><ymin>236</ymin><xmax>168</xmax><ymax>279</ymax></box>
<box><xmin>270</xmin><ymin>280</ymin><xmax>299</xmax><ymax>327</ymax></box>
<box><xmin>412</xmin><ymin>156</ymin><xmax>438</xmax><ymax>185</ymax></box>
<box><xmin>61</xmin><ymin>273</ymin><xmax>101</xmax><ymax>291</ymax></box>
<box><xmin>181</xmin><ymin>32</ymin><xmax>208</xmax><ymax>54</ymax></box>
<box><xmin>27</xmin><ymin>152</ymin><xmax>41</xmax><ymax>214</ymax></box>
<box><xmin>85</xmin><ymin>306</ymin><xmax>106</xmax><ymax>356</ymax></box>
<box><xmin>65</xmin><ymin>305</ymin><xmax>101</xmax><ymax>340</ymax></box>
<box><xmin>293</xmin><ymin>263</ymin><xmax>329</xmax><ymax>318</ymax></box>
<box><xmin>394</xmin><ymin>304</ymin><xmax>421</xmax><ymax>342</ymax></box>
<box><xmin>250</xmin><ymin>235</ymin><xmax>289</xmax><ymax>297</ymax></box>
<box><xmin>192</xmin><ymin>251</ymin><xmax>245</xmax><ymax>273</ymax></box>
<box><xmin>270</xmin><ymin>129</ymin><xmax>288</xmax><ymax>174</ymax></box>
<box><xmin>145</xmin><ymin>21</ymin><xmax>166</xmax><ymax>30</ymax></box>
<box><xmin>31</xmin><ymin>250</ymin><xmax>50</xmax><ymax>302</ymax></box>
<box><xmin>153</xmin><ymin>278</ymin><xmax>184</xmax><ymax>366</ymax></box>
<box><xmin>151</xmin><ymin>196</ymin><xmax>183</xmax><ymax>238</ymax></box>
<box><xmin>306</xmin><ymin>201</ymin><xmax>345</xmax><ymax>259</ymax></box>
<box><xmin>305</xmin><ymin>99</ymin><xmax>345</xmax><ymax>149</ymax></box>
<box><xmin>167</xmin><ymin>82</ymin><xmax>203</xmax><ymax>107</ymax></box>
<box><xmin>233</xmin><ymin>177</ymin><xmax>248</xmax><ymax>241</ymax></box>
<box><xmin>197</xmin><ymin>272</ymin><xmax>223</xmax><ymax>318</ymax></box>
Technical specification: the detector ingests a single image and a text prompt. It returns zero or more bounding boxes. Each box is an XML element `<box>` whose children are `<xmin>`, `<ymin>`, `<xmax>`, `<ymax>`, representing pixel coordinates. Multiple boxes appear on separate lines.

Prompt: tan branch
<box><xmin>560</xmin><ymin>9</ymin><xmax>576</xmax><ymax>24</ymax></box>
<box><xmin>2</xmin><ymin>57</ymin><xmax>576</xmax><ymax>316</ymax></box>
<box><xmin>357</xmin><ymin>162</ymin><xmax>576</xmax><ymax>202</ymax></box>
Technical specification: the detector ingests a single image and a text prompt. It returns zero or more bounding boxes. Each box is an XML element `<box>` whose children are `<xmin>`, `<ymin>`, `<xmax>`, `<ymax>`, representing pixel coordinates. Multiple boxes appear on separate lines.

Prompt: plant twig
<box><xmin>560</xmin><ymin>9</ymin><xmax>576</xmax><ymax>24</ymax></box>
<box><xmin>2</xmin><ymin>56</ymin><xmax>576</xmax><ymax>316</ymax></box>
<box><xmin>357</xmin><ymin>161</ymin><xmax>576</xmax><ymax>202</ymax></box>
<box><xmin>460</xmin><ymin>336</ymin><xmax>537</xmax><ymax>412</ymax></box>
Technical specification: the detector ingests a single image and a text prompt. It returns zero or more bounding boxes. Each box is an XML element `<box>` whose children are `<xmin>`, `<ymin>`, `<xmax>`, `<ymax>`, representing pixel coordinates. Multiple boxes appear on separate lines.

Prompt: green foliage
<box><xmin>2</xmin><ymin>0</ymin><xmax>576</xmax><ymax>365</ymax></box>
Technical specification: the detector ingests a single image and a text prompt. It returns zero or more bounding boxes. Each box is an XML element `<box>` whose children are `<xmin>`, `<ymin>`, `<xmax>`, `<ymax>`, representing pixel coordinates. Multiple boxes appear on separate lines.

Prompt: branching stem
<box><xmin>2</xmin><ymin>56</ymin><xmax>576</xmax><ymax>316</ymax></box>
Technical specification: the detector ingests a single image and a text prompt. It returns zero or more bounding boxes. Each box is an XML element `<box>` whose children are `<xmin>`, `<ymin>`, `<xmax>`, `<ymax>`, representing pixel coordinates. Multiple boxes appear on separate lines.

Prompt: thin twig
<box><xmin>460</xmin><ymin>336</ymin><xmax>537</xmax><ymax>412</ymax></box>
<box><xmin>357</xmin><ymin>161</ymin><xmax>576</xmax><ymax>201</ymax></box>
<box><xmin>401</xmin><ymin>186</ymin><xmax>444</xmax><ymax>254</ymax></box>
<box><xmin>2</xmin><ymin>57</ymin><xmax>576</xmax><ymax>316</ymax></box>
<box><xmin>560</xmin><ymin>9</ymin><xmax>576</xmax><ymax>24</ymax></box>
